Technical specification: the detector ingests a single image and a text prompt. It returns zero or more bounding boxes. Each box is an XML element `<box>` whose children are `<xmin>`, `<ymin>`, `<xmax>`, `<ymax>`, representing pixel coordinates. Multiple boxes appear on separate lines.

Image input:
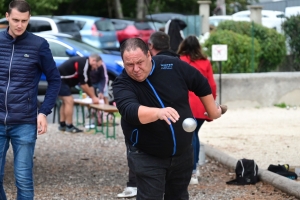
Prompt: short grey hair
<box><xmin>148</xmin><ymin>31</ymin><xmax>170</xmax><ymax>51</ymax></box>
<box><xmin>89</xmin><ymin>53</ymin><xmax>102</xmax><ymax>62</ymax></box>
<box><xmin>120</xmin><ymin>38</ymin><xmax>149</xmax><ymax>59</ymax></box>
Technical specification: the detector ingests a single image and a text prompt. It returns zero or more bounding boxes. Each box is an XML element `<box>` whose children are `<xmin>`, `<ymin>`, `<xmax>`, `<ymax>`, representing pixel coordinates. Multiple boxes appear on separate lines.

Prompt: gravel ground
<box><xmin>2</xmin><ymin>107</ymin><xmax>299</xmax><ymax>199</ymax></box>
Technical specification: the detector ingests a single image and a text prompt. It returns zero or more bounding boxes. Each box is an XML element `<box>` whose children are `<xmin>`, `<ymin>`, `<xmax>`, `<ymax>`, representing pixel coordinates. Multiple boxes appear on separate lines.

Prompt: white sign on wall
<box><xmin>212</xmin><ymin>45</ymin><xmax>228</xmax><ymax>61</ymax></box>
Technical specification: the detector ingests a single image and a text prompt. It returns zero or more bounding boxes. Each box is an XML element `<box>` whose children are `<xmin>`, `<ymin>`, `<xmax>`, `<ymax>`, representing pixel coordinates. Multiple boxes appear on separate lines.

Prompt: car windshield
<box><xmin>61</xmin><ymin>37</ymin><xmax>103</xmax><ymax>54</ymax></box>
<box><xmin>56</xmin><ymin>21</ymin><xmax>80</xmax><ymax>32</ymax></box>
<box><xmin>134</xmin><ymin>22</ymin><xmax>152</xmax><ymax>30</ymax></box>
<box><xmin>209</xmin><ymin>19</ymin><xmax>226</xmax><ymax>27</ymax></box>
<box><xmin>95</xmin><ymin>19</ymin><xmax>115</xmax><ymax>31</ymax></box>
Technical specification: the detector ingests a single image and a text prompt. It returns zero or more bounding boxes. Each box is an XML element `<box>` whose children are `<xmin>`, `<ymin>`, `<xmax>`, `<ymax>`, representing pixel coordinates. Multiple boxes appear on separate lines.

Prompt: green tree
<box><xmin>204</xmin><ymin>30</ymin><xmax>261</xmax><ymax>73</ymax></box>
<box><xmin>0</xmin><ymin>0</ymin><xmax>259</xmax><ymax>19</ymax></box>
<box><xmin>216</xmin><ymin>20</ymin><xmax>286</xmax><ymax>72</ymax></box>
<box><xmin>282</xmin><ymin>14</ymin><xmax>300</xmax><ymax>71</ymax></box>
<box><xmin>0</xmin><ymin>0</ymin><xmax>72</xmax><ymax>17</ymax></box>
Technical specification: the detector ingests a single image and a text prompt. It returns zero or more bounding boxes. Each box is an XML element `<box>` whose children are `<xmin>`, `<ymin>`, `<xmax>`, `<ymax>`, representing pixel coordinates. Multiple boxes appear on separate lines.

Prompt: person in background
<box><xmin>58</xmin><ymin>54</ymin><xmax>101</xmax><ymax>133</ymax></box>
<box><xmin>164</xmin><ymin>18</ymin><xmax>186</xmax><ymax>52</ymax></box>
<box><xmin>90</xmin><ymin>59</ymin><xmax>109</xmax><ymax>105</ymax></box>
<box><xmin>0</xmin><ymin>1</ymin><xmax>61</xmax><ymax>199</ymax></box>
<box><xmin>177</xmin><ymin>35</ymin><xmax>217</xmax><ymax>185</ymax></box>
<box><xmin>113</xmin><ymin>38</ymin><xmax>222</xmax><ymax>199</ymax></box>
<box><xmin>117</xmin><ymin>31</ymin><xmax>178</xmax><ymax>198</ymax></box>
<box><xmin>148</xmin><ymin>31</ymin><xmax>179</xmax><ymax>57</ymax></box>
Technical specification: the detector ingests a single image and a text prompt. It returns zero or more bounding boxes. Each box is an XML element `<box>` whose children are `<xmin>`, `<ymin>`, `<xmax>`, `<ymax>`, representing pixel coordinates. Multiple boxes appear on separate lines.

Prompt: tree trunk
<box><xmin>143</xmin><ymin>0</ymin><xmax>149</xmax><ymax>15</ymax></box>
<box><xmin>154</xmin><ymin>0</ymin><xmax>161</xmax><ymax>13</ymax></box>
<box><xmin>114</xmin><ymin>0</ymin><xmax>123</xmax><ymax>19</ymax></box>
<box><xmin>136</xmin><ymin>0</ymin><xmax>144</xmax><ymax>19</ymax></box>
<box><xmin>106</xmin><ymin>0</ymin><xmax>113</xmax><ymax>18</ymax></box>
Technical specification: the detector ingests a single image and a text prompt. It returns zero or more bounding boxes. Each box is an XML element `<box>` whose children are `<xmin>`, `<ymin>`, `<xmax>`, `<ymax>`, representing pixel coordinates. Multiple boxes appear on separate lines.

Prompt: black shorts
<box><xmin>58</xmin><ymin>81</ymin><xmax>72</xmax><ymax>96</ymax></box>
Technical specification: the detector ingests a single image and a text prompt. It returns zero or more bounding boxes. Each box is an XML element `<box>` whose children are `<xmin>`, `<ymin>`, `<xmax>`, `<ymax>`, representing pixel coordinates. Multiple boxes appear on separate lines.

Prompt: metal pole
<box><xmin>251</xmin><ymin>21</ymin><xmax>254</xmax><ymax>72</ymax></box>
<box><xmin>219</xmin><ymin>61</ymin><xmax>222</xmax><ymax>104</ymax></box>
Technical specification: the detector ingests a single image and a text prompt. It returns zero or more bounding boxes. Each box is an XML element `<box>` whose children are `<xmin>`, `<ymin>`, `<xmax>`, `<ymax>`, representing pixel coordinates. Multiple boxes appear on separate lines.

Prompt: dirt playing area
<box><xmin>200</xmin><ymin>106</ymin><xmax>300</xmax><ymax>169</ymax></box>
<box><xmin>1</xmin><ymin>106</ymin><xmax>299</xmax><ymax>199</ymax></box>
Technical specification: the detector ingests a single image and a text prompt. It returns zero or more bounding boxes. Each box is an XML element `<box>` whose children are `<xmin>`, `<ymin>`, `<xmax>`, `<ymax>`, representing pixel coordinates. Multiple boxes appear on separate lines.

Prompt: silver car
<box><xmin>58</xmin><ymin>15</ymin><xmax>120</xmax><ymax>50</ymax></box>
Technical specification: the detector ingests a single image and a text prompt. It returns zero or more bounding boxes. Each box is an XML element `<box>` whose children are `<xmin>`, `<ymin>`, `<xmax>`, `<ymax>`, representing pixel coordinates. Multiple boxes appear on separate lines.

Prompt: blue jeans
<box><xmin>0</xmin><ymin>124</ymin><xmax>37</xmax><ymax>200</ymax></box>
<box><xmin>127</xmin><ymin>144</ymin><xmax>193</xmax><ymax>200</ymax></box>
<box><xmin>192</xmin><ymin>119</ymin><xmax>205</xmax><ymax>172</ymax></box>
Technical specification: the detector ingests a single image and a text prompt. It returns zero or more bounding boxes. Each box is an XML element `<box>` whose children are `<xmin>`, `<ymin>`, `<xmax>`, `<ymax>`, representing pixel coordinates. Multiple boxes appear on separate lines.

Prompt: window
<box><xmin>28</xmin><ymin>20</ymin><xmax>52</xmax><ymax>32</ymax></box>
<box><xmin>56</xmin><ymin>21</ymin><xmax>80</xmax><ymax>32</ymax></box>
<box><xmin>73</xmin><ymin>20</ymin><xmax>86</xmax><ymax>30</ymax></box>
<box><xmin>134</xmin><ymin>22</ymin><xmax>152</xmax><ymax>30</ymax></box>
<box><xmin>48</xmin><ymin>41</ymin><xmax>69</xmax><ymax>57</ymax></box>
<box><xmin>112</xmin><ymin>21</ymin><xmax>127</xmax><ymax>30</ymax></box>
<box><xmin>0</xmin><ymin>20</ymin><xmax>8</xmax><ymax>26</ymax></box>
<box><xmin>95</xmin><ymin>19</ymin><xmax>115</xmax><ymax>31</ymax></box>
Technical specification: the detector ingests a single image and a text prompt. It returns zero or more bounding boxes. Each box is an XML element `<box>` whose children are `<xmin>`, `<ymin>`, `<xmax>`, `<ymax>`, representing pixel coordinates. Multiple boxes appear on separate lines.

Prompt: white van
<box><xmin>285</xmin><ymin>6</ymin><xmax>300</xmax><ymax>18</ymax></box>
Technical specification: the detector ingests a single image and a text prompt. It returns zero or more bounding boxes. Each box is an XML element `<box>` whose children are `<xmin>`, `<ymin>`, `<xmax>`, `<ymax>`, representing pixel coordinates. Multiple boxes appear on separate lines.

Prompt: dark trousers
<box><xmin>127</xmin><ymin>161</ymin><xmax>137</xmax><ymax>187</ymax></box>
<box><xmin>125</xmin><ymin>141</ymin><xmax>137</xmax><ymax>187</ymax></box>
<box><xmin>192</xmin><ymin>119</ymin><xmax>205</xmax><ymax>171</ymax></box>
<box><xmin>127</xmin><ymin>144</ymin><xmax>193</xmax><ymax>200</ymax></box>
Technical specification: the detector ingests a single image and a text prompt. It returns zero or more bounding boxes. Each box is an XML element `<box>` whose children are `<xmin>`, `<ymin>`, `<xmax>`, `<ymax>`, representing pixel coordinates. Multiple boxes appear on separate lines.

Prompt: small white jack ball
<box><xmin>182</xmin><ymin>118</ymin><xmax>197</xmax><ymax>132</ymax></box>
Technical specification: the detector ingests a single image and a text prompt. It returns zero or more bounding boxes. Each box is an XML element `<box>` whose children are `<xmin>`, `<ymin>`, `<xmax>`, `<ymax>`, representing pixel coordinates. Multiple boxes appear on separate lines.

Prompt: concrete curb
<box><xmin>204</xmin><ymin>144</ymin><xmax>300</xmax><ymax>199</ymax></box>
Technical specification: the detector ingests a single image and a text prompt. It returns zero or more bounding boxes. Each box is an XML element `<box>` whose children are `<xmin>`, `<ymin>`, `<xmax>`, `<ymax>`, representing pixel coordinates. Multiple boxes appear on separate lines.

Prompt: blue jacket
<box><xmin>0</xmin><ymin>29</ymin><xmax>61</xmax><ymax>124</ymax></box>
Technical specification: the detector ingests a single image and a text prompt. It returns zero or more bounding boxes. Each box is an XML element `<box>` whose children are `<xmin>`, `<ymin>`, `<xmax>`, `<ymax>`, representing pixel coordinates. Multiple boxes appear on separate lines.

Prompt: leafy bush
<box><xmin>204</xmin><ymin>30</ymin><xmax>261</xmax><ymax>73</ymax></box>
<box><xmin>282</xmin><ymin>15</ymin><xmax>300</xmax><ymax>71</ymax></box>
<box><xmin>216</xmin><ymin>21</ymin><xmax>286</xmax><ymax>72</ymax></box>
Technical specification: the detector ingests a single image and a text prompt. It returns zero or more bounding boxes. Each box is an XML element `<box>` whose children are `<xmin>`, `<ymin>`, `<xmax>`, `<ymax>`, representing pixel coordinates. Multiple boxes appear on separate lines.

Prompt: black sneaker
<box><xmin>58</xmin><ymin>126</ymin><xmax>66</xmax><ymax>132</ymax></box>
<box><xmin>65</xmin><ymin>126</ymin><xmax>83</xmax><ymax>133</ymax></box>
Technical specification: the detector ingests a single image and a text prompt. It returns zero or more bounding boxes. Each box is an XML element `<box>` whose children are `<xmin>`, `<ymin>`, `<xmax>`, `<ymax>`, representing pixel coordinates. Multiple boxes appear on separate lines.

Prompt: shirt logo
<box><xmin>161</xmin><ymin>63</ymin><xmax>173</xmax><ymax>70</ymax></box>
<box><xmin>24</xmin><ymin>54</ymin><xmax>29</xmax><ymax>58</ymax></box>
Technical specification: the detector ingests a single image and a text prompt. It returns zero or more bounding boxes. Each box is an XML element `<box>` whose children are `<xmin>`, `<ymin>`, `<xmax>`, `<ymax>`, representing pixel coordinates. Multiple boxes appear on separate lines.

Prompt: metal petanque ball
<box><xmin>182</xmin><ymin>118</ymin><xmax>197</xmax><ymax>132</ymax></box>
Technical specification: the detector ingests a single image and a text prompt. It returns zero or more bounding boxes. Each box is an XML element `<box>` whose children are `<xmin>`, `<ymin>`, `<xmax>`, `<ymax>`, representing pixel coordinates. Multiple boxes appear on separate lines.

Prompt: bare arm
<box><xmin>81</xmin><ymin>84</ymin><xmax>100</xmax><ymax>104</ymax></box>
<box><xmin>200</xmin><ymin>94</ymin><xmax>222</xmax><ymax>119</ymax></box>
<box><xmin>138</xmin><ymin>106</ymin><xmax>180</xmax><ymax>125</ymax></box>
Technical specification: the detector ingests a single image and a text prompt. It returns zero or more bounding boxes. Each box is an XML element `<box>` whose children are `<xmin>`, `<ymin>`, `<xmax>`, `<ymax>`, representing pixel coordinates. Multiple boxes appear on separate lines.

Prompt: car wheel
<box><xmin>108</xmin><ymin>74</ymin><xmax>115</xmax><ymax>104</ymax></box>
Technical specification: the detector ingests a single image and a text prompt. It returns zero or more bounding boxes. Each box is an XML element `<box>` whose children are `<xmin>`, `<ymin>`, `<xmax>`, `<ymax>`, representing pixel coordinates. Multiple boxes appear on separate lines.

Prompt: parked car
<box><xmin>35</xmin><ymin>33</ymin><xmax>124</xmax><ymax>103</ymax></box>
<box><xmin>58</xmin><ymin>15</ymin><xmax>120</xmax><ymax>51</ymax></box>
<box><xmin>232</xmin><ymin>10</ymin><xmax>286</xmax><ymax>33</ymax></box>
<box><xmin>0</xmin><ymin>16</ymin><xmax>82</xmax><ymax>40</ymax></box>
<box><xmin>209</xmin><ymin>15</ymin><xmax>250</xmax><ymax>27</ymax></box>
<box><xmin>232</xmin><ymin>10</ymin><xmax>285</xmax><ymax>19</ymax></box>
<box><xmin>0</xmin><ymin>24</ymin><xmax>7</xmax><ymax>32</ymax></box>
<box><xmin>285</xmin><ymin>6</ymin><xmax>300</xmax><ymax>18</ymax></box>
<box><xmin>145</xmin><ymin>12</ymin><xmax>186</xmax><ymax>23</ymax></box>
<box><xmin>110</xmin><ymin>18</ymin><xmax>155</xmax><ymax>44</ymax></box>
<box><xmin>147</xmin><ymin>20</ymin><xmax>165</xmax><ymax>31</ymax></box>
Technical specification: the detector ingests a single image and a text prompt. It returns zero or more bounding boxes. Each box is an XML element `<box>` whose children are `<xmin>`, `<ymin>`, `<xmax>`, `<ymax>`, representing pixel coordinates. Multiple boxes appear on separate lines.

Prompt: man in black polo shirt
<box><xmin>117</xmin><ymin>31</ymin><xmax>179</xmax><ymax>199</ymax></box>
<box><xmin>58</xmin><ymin>54</ymin><xmax>101</xmax><ymax>133</ymax></box>
<box><xmin>113</xmin><ymin>38</ymin><xmax>223</xmax><ymax>199</ymax></box>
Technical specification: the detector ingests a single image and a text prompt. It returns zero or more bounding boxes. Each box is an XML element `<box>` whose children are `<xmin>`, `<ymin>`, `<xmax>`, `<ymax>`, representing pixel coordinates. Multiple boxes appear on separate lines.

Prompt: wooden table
<box><xmin>89</xmin><ymin>104</ymin><xmax>119</xmax><ymax>139</ymax></box>
<box><xmin>73</xmin><ymin>98</ymin><xmax>92</xmax><ymax>127</ymax></box>
<box><xmin>73</xmin><ymin>98</ymin><xmax>119</xmax><ymax>139</ymax></box>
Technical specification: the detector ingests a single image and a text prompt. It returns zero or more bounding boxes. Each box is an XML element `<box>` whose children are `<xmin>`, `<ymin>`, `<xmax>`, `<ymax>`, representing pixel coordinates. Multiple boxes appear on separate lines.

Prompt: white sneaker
<box><xmin>117</xmin><ymin>187</ymin><xmax>137</xmax><ymax>198</ymax></box>
<box><xmin>189</xmin><ymin>173</ymin><xmax>199</xmax><ymax>185</ymax></box>
<box><xmin>196</xmin><ymin>168</ymin><xmax>200</xmax><ymax>177</ymax></box>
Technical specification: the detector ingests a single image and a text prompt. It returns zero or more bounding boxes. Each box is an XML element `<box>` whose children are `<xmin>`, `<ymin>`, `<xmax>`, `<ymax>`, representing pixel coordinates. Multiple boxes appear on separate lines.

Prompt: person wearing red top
<box><xmin>178</xmin><ymin>35</ymin><xmax>217</xmax><ymax>185</ymax></box>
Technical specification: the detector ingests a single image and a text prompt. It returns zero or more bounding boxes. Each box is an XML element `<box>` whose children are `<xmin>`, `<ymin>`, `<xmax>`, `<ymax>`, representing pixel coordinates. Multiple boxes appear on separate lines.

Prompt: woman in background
<box><xmin>177</xmin><ymin>35</ymin><xmax>217</xmax><ymax>185</ymax></box>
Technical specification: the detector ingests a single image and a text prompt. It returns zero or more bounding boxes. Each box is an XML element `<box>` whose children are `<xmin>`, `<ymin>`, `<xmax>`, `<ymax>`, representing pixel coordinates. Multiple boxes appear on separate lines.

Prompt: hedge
<box><xmin>204</xmin><ymin>29</ymin><xmax>261</xmax><ymax>73</ymax></box>
<box><xmin>216</xmin><ymin>20</ymin><xmax>286</xmax><ymax>72</ymax></box>
<box><xmin>282</xmin><ymin>14</ymin><xmax>300</xmax><ymax>71</ymax></box>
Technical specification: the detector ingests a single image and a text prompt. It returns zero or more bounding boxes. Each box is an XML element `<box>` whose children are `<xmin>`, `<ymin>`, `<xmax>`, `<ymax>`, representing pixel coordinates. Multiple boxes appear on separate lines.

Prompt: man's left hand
<box><xmin>92</xmin><ymin>96</ymin><xmax>100</xmax><ymax>104</ymax></box>
<box><xmin>37</xmin><ymin>113</ymin><xmax>47</xmax><ymax>135</ymax></box>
